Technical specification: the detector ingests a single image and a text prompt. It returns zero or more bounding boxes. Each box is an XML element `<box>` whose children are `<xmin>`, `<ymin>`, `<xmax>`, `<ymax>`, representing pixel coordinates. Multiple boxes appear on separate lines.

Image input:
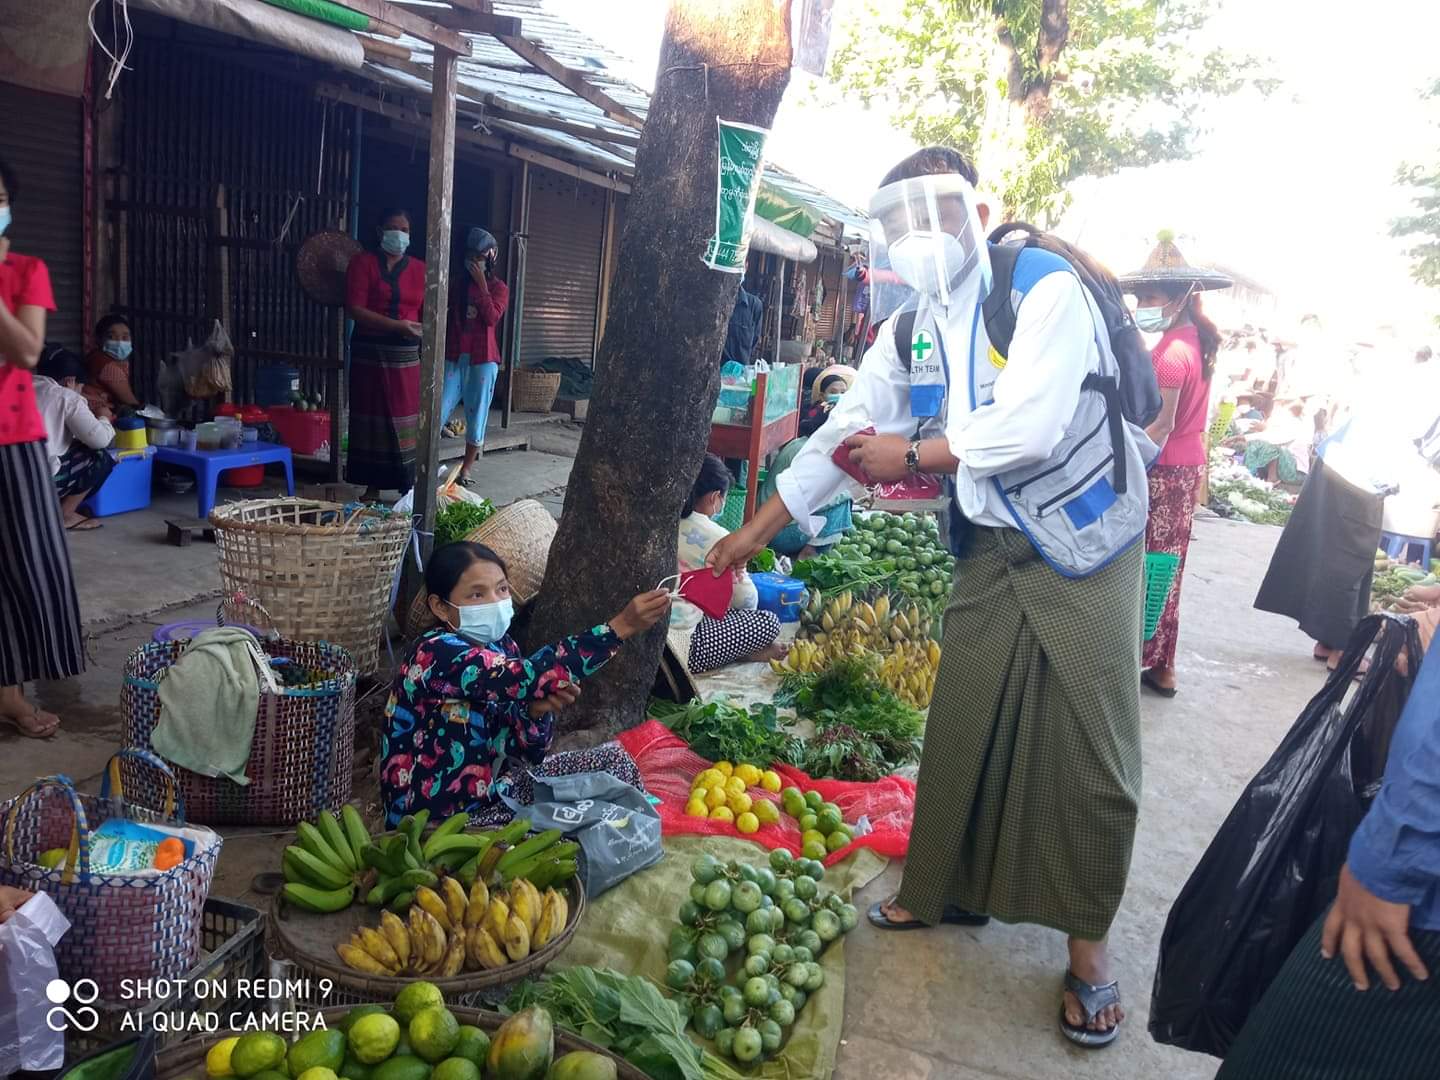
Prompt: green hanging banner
<box><xmin>702</xmin><ymin>118</ymin><xmax>770</xmax><ymax>274</ymax></box>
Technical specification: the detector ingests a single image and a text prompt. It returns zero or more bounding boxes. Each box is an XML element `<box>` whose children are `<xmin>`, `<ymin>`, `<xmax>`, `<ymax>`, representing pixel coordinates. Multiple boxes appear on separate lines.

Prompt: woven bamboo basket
<box><xmin>209</xmin><ymin>499</ymin><xmax>412</xmax><ymax>673</ymax></box>
<box><xmin>406</xmin><ymin>499</ymin><xmax>557</xmax><ymax>636</ymax></box>
<box><xmin>154</xmin><ymin>1004</ymin><xmax>648</xmax><ymax>1080</ymax></box>
<box><xmin>513</xmin><ymin>368</ymin><xmax>562</xmax><ymax>413</ymax></box>
<box><xmin>267</xmin><ymin>871</ymin><xmax>586</xmax><ymax>1005</ymax></box>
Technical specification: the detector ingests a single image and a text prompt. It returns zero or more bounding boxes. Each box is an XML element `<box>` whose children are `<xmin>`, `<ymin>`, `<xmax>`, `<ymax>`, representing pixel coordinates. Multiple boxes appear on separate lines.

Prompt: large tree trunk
<box><xmin>525</xmin><ymin>0</ymin><xmax>793</xmax><ymax>739</ymax></box>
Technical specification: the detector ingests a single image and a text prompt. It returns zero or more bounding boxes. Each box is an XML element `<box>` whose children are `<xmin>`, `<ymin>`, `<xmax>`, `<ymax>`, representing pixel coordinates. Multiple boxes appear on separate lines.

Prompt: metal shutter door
<box><xmin>520</xmin><ymin>168</ymin><xmax>604</xmax><ymax>366</ymax></box>
<box><xmin>0</xmin><ymin>82</ymin><xmax>84</xmax><ymax>351</ymax></box>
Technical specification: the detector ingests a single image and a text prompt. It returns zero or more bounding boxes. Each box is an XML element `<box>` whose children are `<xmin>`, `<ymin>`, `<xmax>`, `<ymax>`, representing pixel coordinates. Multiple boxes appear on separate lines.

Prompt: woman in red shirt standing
<box><xmin>345</xmin><ymin>208</ymin><xmax>426</xmax><ymax>500</ymax></box>
<box><xmin>0</xmin><ymin>157</ymin><xmax>83</xmax><ymax>737</ymax></box>
<box><xmin>440</xmin><ymin>227</ymin><xmax>509</xmax><ymax>486</ymax></box>
<box><xmin>1122</xmin><ymin>235</ymin><xmax>1231</xmax><ymax>698</ymax></box>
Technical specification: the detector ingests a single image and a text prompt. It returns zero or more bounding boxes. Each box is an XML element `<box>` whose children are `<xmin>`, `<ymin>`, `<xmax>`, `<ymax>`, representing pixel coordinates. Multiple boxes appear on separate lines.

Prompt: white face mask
<box><xmin>887</xmin><ymin>231</ymin><xmax>973</xmax><ymax>301</ymax></box>
<box><xmin>1135</xmin><ymin>307</ymin><xmax>1171</xmax><ymax>333</ymax></box>
<box><xmin>450</xmin><ymin>597</ymin><xmax>514</xmax><ymax>643</ymax></box>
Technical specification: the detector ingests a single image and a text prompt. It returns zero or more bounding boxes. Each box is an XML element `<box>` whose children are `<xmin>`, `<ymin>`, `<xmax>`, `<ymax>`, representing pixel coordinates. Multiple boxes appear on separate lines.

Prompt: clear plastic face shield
<box><xmin>866</xmin><ymin>173</ymin><xmax>992</xmax><ymax>322</ymax></box>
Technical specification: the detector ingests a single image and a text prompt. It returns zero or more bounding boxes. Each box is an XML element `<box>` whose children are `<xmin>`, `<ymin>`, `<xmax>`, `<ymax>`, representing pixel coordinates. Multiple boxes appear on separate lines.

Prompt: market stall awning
<box><xmin>749</xmin><ymin>215</ymin><xmax>818</xmax><ymax>263</ymax></box>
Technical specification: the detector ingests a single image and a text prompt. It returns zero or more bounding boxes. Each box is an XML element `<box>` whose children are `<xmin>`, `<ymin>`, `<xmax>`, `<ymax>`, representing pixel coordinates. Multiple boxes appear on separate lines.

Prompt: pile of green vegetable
<box><xmin>652</xmin><ymin>655</ymin><xmax>924</xmax><ymax>783</ymax></box>
<box><xmin>775</xmin><ymin>657</ymin><xmax>924</xmax><ymax>782</ymax></box>
<box><xmin>507</xmin><ymin>965</ymin><xmax>742</xmax><ymax>1080</ymax></box>
<box><xmin>1208</xmin><ymin>450</ymin><xmax>1294</xmax><ymax>525</ymax></box>
<box><xmin>795</xmin><ymin>511</ymin><xmax>954</xmax><ymax>615</ymax></box>
<box><xmin>434</xmin><ymin>497</ymin><xmax>496</xmax><ymax>546</ymax></box>
<box><xmin>665</xmin><ymin>851</ymin><xmax>857</xmax><ymax>1066</ymax></box>
<box><xmin>1372</xmin><ymin>559</ymin><xmax>1436</xmax><ymax>611</ymax></box>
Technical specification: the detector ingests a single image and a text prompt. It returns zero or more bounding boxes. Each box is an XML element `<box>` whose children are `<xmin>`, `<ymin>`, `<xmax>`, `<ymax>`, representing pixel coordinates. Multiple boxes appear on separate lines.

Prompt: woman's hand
<box><xmin>610</xmin><ymin>589</ymin><xmax>671</xmax><ymax>640</ymax></box>
<box><xmin>466</xmin><ymin>258</ymin><xmax>487</xmax><ymax>287</ymax></box>
<box><xmin>845</xmin><ymin>432</ymin><xmax>911</xmax><ymax>483</ymax></box>
<box><xmin>1322</xmin><ymin>863</ymin><xmax>1428</xmax><ymax>991</ymax></box>
<box><xmin>0</xmin><ymin>885</ymin><xmax>33</xmax><ymax>924</ymax></box>
<box><xmin>529</xmin><ymin>681</ymin><xmax>579</xmax><ymax>719</ymax></box>
<box><xmin>706</xmin><ymin>523</ymin><xmax>767</xmax><ymax>576</ymax></box>
<box><xmin>400</xmin><ymin>320</ymin><xmax>425</xmax><ymax>339</ymax></box>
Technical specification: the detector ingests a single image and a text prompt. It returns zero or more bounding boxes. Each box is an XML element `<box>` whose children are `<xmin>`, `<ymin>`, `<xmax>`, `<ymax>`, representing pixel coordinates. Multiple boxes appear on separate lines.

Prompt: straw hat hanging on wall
<box><xmin>1119</xmin><ymin>230</ymin><xmax>1234</xmax><ymax>293</ymax></box>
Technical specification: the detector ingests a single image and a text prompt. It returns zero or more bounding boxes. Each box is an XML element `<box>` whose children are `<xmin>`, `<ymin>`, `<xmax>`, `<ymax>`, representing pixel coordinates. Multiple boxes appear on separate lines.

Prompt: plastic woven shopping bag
<box><xmin>1148</xmin><ymin>614</ymin><xmax>1422</xmax><ymax>1058</ymax></box>
<box><xmin>0</xmin><ymin>749</ymin><xmax>221</xmax><ymax>1002</ymax></box>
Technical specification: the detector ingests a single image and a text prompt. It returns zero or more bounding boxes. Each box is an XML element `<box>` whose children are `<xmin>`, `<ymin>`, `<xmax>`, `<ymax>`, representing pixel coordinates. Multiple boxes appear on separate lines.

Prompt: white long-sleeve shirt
<box><xmin>775</xmin><ymin>271</ymin><xmax>1099</xmax><ymax>533</ymax></box>
<box><xmin>33</xmin><ymin>376</ymin><xmax>114</xmax><ymax>476</ymax></box>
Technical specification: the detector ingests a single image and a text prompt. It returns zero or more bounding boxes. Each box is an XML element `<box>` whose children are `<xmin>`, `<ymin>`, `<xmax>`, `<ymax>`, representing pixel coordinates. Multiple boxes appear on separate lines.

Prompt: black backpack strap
<box><xmin>1082</xmin><ymin>373</ymin><xmax>1128</xmax><ymax>495</ymax></box>
<box><xmin>983</xmin><ymin>244</ymin><xmax>1022</xmax><ymax>359</ymax></box>
<box><xmin>893</xmin><ymin>309</ymin><xmax>918</xmax><ymax>370</ymax></box>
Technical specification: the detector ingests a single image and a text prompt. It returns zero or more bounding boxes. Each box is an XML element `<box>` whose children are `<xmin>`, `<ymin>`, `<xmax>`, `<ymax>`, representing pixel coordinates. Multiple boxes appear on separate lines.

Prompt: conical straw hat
<box><xmin>1119</xmin><ymin>230</ymin><xmax>1233</xmax><ymax>292</ymax></box>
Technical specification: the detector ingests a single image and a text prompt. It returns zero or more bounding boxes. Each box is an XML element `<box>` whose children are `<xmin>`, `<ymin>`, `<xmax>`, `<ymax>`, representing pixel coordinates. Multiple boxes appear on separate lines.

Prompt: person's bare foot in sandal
<box><xmin>748</xmin><ymin>643</ymin><xmax>788</xmax><ymax>664</ymax></box>
<box><xmin>1063</xmin><ymin>937</ymin><xmax>1124</xmax><ymax>1044</ymax></box>
<box><xmin>0</xmin><ymin>685</ymin><xmax>61</xmax><ymax>738</ymax></box>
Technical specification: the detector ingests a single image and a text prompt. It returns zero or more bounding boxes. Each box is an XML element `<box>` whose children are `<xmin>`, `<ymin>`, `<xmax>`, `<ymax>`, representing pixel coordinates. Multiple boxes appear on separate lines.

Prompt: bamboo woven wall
<box><xmin>105</xmin><ymin>36</ymin><xmax>352</xmax><ymax>404</ymax></box>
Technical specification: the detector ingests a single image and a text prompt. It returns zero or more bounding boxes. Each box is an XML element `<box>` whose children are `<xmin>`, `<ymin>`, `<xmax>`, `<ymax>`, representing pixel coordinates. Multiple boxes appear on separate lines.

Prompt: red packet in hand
<box><xmin>676</xmin><ymin>568</ymin><xmax>735</xmax><ymax>620</ymax></box>
<box><xmin>832</xmin><ymin>426</ymin><xmax>944</xmax><ymax>499</ymax></box>
<box><xmin>832</xmin><ymin>426</ymin><xmax>877</xmax><ymax>484</ymax></box>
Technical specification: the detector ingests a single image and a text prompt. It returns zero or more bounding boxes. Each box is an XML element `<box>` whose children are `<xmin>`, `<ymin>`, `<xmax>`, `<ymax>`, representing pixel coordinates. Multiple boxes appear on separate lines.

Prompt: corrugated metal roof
<box><xmin>369</xmin><ymin>0</ymin><xmax>864</xmax><ymax>237</ymax></box>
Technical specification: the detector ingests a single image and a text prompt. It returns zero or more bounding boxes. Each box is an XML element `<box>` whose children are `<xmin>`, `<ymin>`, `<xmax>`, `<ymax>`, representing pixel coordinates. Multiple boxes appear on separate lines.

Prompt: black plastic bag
<box><xmin>1148</xmin><ymin>613</ymin><xmax>1422</xmax><ymax>1058</ymax></box>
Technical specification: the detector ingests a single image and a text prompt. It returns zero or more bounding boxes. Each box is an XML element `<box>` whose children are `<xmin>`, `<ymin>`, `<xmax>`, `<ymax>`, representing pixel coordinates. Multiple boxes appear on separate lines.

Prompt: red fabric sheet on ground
<box><xmin>617</xmin><ymin>719</ymin><xmax>917</xmax><ymax>864</ymax></box>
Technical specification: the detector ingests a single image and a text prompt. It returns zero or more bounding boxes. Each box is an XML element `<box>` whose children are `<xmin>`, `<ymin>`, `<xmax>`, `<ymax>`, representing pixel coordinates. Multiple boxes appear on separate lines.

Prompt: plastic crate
<box><xmin>267</xmin><ymin>405</ymin><xmax>331</xmax><ymax>455</ymax></box>
<box><xmin>65</xmin><ymin>897</ymin><xmax>266</xmax><ymax>1059</ymax></box>
<box><xmin>1206</xmin><ymin>401</ymin><xmax>1236</xmax><ymax>449</ymax></box>
<box><xmin>81</xmin><ymin>448</ymin><xmax>154</xmax><ymax>517</ymax></box>
<box><xmin>1143</xmin><ymin>551</ymin><xmax>1181</xmax><ymax>641</ymax></box>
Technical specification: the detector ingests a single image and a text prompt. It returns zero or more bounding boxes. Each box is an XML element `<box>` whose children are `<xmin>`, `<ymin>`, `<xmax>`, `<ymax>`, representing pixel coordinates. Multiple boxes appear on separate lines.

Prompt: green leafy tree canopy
<box><xmin>829</xmin><ymin>0</ymin><xmax>1270</xmax><ymax>223</ymax></box>
<box><xmin>1392</xmin><ymin>79</ymin><xmax>1440</xmax><ymax>292</ymax></box>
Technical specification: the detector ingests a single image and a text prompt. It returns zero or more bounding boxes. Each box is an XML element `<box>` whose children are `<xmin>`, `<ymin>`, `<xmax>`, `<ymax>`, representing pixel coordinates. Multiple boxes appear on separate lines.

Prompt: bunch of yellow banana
<box><xmin>877</xmin><ymin>639</ymin><xmax>942</xmax><ymax>708</ymax></box>
<box><xmin>338</xmin><ymin>875</ymin><xmax>570</xmax><ymax>977</ymax></box>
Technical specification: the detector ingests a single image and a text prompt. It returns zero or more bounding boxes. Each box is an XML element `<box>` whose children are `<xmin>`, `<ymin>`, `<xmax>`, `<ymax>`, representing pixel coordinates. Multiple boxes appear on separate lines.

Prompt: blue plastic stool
<box><xmin>1382</xmin><ymin>530</ymin><xmax>1434</xmax><ymax>569</ymax></box>
<box><xmin>152</xmin><ymin>441</ymin><xmax>295</xmax><ymax>518</ymax></box>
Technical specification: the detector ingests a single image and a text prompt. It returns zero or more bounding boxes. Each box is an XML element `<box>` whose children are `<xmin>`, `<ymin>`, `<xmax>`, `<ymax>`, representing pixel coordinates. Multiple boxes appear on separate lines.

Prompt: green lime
<box><xmin>232</xmin><ymin>1033</ymin><xmax>288</xmax><ymax>1078</ymax></box>
<box><xmin>393</xmin><ymin>982</ymin><xmax>445</xmax><ymax>1025</ymax></box>
<box><xmin>287</xmin><ymin>1030</ymin><xmax>346</xmax><ymax>1079</ymax></box>
<box><xmin>296</xmin><ymin>1070</ymin><xmax>339</xmax><ymax>1080</ymax></box>
<box><xmin>803</xmin><ymin>790</ymin><xmax>823</xmax><ymax>811</ymax></box>
<box><xmin>825</xmin><ymin>831</ymin><xmax>850</xmax><ymax>853</ymax></box>
<box><xmin>338</xmin><ymin>1006</ymin><xmax>388</xmax><ymax>1034</ymax></box>
<box><xmin>449</xmin><ymin>1027</ymin><xmax>489</xmax><ymax>1068</ymax></box>
<box><xmin>802</xmin><ymin>839</ymin><xmax>828</xmax><ymax>860</ymax></box>
<box><xmin>429</xmin><ymin>1060</ymin><xmax>479</xmax><ymax>1080</ymax></box>
<box><xmin>348</xmin><ymin>1014</ymin><xmax>401</xmax><ymax>1066</ymax></box>
<box><xmin>408</xmin><ymin>1006</ymin><xmax>460</xmax><ymax>1064</ymax></box>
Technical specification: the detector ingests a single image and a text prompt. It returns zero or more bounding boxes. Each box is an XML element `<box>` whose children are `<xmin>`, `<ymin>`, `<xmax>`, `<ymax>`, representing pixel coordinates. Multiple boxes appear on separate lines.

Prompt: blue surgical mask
<box><xmin>103</xmin><ymin>339</ymin><xmax>133</xmax><ymax>362</ymax></box>
<box><xmin>826</xmin><ymin>393</ymin><xmax>842</xmax><ymax>404</ymax></box>
<box><xmin>451</xmin><ymin>597</ymin><xmax>514</xmax><ymax>643</ymax></box>
<box><xmin>1135</xmin><ymin>307</ymin><xmax>1171</xmax><ymax>333</ymax></box>
<box><xmin>381</xmin><ymin>230</ymin><xmax>410</xmax><ymax>256</ymax></box>
<box><xmin>0</xmin><ymin>207</ymin><xmax>9</xmax><ymax>236</ymax></box>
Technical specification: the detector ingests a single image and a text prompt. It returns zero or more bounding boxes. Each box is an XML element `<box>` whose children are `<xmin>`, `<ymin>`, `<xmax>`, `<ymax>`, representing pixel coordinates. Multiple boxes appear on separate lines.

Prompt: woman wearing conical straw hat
<box><xmin>1120</xmin><ymin>232</ymin><xmax>1231</xmax><ymax>698</ymax></box>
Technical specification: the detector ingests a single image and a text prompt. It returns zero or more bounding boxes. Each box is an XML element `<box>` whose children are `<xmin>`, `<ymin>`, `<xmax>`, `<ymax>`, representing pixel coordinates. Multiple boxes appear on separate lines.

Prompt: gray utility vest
<box><xmin>897</xmin><ymin>246</ymin><xmax>1155</xmax><ymax>578</ymax></box>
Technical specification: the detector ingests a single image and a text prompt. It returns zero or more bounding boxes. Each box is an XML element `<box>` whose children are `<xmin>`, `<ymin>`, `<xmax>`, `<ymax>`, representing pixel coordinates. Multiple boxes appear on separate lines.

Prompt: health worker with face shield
<box><xmin>707</xmin><ymin>147</ymin><xmax>1152</xmax><ymax>1048</ymax></box>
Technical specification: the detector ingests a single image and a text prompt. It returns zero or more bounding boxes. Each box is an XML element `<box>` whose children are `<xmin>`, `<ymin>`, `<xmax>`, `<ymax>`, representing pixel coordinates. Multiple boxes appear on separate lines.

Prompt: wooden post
<box><xmin>593</xmin><ymin>187</ymin><xmax>617</xmax><ymax>372</ymax></box>
<box><xmin>503</xmin><ymin>160</ymin><xmax>531</xmax><ymax>430</ymax></box>
<box><xmin>411</xmin><ymin>47</ymin><xmax>459</xmax><ymax>570</ymax></box>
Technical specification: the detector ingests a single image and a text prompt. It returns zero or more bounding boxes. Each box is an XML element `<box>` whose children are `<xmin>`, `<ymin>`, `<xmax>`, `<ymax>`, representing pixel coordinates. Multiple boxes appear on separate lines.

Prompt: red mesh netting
<box><xmin>618</xmin><ymin>719</ymin><xmax>916</xmax><ymax>864</ymax></box>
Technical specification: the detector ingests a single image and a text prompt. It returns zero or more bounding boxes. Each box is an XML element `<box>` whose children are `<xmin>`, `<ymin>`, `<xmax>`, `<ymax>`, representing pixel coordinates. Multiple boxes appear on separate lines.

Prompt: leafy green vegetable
<box><xmin>434</xmin><ymin>497</ymin><xmax>496</xmax><ymax>546</ymax></box>
<box><xmin>650</xmin><ymin>698</ymin><xmax>797</xmax><ymax>767</ymax></box>
<box><xmin>774</xmin><ymin>657</ymin><xmax>924</xmax><ymax>781</ymax></box>
<box><xmin>506</xmin><ymin>967</ymin><xmax>742</xmax><ymax>1080</ymax></box>
<box><xmin>746</xmin><ymin>548</ymin><xmax>777</xmax><ymax>574</ymax></box>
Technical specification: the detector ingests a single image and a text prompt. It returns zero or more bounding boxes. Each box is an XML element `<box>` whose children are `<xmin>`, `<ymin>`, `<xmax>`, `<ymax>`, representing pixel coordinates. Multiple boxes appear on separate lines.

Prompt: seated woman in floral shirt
<box><xmin>381</xmin><ymin>541</ymin><xmax>670</xmax><ymax>827</ymax></box>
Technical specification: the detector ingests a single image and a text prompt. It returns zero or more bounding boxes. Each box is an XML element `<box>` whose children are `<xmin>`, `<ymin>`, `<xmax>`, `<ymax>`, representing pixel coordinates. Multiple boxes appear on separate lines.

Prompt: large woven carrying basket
<box><xmin>209</xmin><ymin>498</ymin><xmax>411</xmax><ymax>672</ymax></box>
<box><xmin>120</xmin><ymin>612</ymin><xmax>358</xmax><ymax>826</ymax></box>
<box><xmin>0</xmin><ymin>750</ymin><xmax>221</xmax><ymax>1001</ymax></box>
<box><xmin>512</xmin><ymin>368</ymin><xmax>561</xmax><ymax>412</ymax></box>
<box><xmin>405</xmin><ymin>498</ymin><xmax>557</xmax><ymax>636</ymax></box>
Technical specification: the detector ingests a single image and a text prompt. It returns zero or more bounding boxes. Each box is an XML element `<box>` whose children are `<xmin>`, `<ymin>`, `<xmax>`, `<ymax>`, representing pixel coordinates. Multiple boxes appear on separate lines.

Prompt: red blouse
<box><xmin>345</xmin><ymin>251</ymin><xmax>427</xmax><ymax>328</ymax></box>
<box><xmin>446</xmin><ymin>275</ymin><xmax>509</xmax><ymax>365</ymax></box>
<box><xmin>0</xmin><ymin>252</ymin><xmax>56</xmax><ymax>446</ymax></box>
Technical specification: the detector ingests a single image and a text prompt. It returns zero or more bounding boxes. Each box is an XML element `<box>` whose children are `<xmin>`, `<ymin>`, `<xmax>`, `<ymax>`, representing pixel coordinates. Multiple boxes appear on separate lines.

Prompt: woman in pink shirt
<box><xmin>1123</xmin><ymin>237</ymin><xmax>1230</xmax><ymax>697</ymax></box>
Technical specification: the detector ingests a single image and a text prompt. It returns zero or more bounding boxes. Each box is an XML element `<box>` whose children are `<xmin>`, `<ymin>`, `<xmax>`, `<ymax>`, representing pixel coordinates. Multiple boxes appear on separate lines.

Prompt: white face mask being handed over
<box><xmin>450</xmin><ymin>597</ymin><xmax>514</xmax><ymax>643</ymax></box>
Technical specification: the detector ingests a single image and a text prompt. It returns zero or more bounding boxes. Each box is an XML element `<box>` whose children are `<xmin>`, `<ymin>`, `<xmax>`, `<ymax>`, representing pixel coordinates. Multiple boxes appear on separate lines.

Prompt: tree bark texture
<box><xmin>526</xmin><ymin>0</ymin><xmax>793</xmax><ymax>738</ymax></box>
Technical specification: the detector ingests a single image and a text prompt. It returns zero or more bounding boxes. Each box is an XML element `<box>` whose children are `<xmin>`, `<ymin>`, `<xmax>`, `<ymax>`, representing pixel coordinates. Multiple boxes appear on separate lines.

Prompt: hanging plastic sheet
<box><xmin>1149</xmin><ymin>613</ymin><xmax>1423</xmax><ymax>1058</ymax></box>
<box><xmin>129</xmin><ymin>0</ymin><xmax>365</xmax><ymax>71</ymax></box>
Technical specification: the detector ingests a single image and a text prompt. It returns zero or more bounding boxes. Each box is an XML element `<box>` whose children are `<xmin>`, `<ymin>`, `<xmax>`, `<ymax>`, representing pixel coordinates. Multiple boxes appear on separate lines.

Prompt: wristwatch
<box><xmin>905</xmin><ymin>441</ymin><xmax>922</xmax><ymax>474</ymax></box>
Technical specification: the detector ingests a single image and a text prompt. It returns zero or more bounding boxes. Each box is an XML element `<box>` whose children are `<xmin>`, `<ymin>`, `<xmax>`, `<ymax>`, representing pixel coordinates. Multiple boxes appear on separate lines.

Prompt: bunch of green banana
<box><xmin>335</xmin><ymin>874</ymin><xmax>572</xmax><ymax>977</ymax></box>
<box><xmin>280</xmin><ymin>805</ymin><xmax>373</xmax><ymax>914</ymax></box>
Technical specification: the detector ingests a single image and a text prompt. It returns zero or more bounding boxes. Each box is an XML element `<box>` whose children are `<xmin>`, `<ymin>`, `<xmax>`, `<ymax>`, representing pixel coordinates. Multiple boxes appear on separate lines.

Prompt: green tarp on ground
<box><xmin>554</xmin><ymin>834</ymin><xmax>887</xmax><ymax>1080</ymax></box>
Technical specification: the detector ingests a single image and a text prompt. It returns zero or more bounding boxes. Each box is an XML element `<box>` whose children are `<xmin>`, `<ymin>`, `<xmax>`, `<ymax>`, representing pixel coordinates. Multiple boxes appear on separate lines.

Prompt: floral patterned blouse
<box><xmin>381</xmin><ymin>624</ymin><xmax>623</xmax><ymax>826</ymax></box>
